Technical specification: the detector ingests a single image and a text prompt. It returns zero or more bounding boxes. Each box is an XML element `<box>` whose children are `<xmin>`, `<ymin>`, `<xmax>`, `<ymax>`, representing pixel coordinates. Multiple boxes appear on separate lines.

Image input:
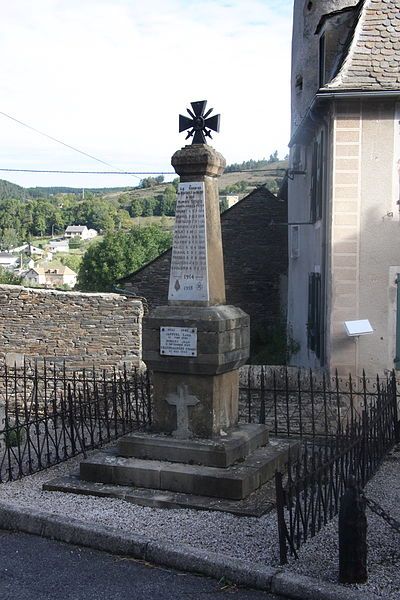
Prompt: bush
<box><xmin>4</xmin><ymin>427</ymin><xmax>25</xmax><ymax>449</ymax></box>
<box><xmin>69</xmin><ymin>237</ymin><xmax>83</xmax><ymax>249</ymax></box>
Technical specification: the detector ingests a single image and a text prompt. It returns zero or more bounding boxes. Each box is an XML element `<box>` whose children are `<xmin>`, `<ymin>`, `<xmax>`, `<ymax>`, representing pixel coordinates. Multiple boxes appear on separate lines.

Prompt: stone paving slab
<box><xmin>43</xmin><ymin>473</ymin><xmax>277</xmax><ymax>517</ymax></box>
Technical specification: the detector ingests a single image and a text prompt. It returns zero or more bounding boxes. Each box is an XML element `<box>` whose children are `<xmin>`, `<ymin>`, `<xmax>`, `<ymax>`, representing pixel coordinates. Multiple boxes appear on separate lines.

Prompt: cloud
<box><xmin>0</xmin><ymin>0</ymin><xmax>292</xmax><ymax>188</ymax></box>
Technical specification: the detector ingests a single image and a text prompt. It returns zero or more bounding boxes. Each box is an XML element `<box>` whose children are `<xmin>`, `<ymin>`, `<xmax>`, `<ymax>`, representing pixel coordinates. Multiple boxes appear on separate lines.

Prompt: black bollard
<box><xmin>338</xmin><ymin>476</ymin><xmax>368</xmax><ymax>584</ymax></box>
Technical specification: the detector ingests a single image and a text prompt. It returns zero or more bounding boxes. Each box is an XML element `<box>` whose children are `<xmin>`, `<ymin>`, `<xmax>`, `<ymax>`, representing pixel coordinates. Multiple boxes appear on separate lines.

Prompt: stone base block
<box><xmin>143</xmin><ymin>304</ymin><xmax>250</xmax><ymax>376</ymax></box>
<box><xmin>151</xmin><ymin>370</ymin><xmax>239</xmax><ymax>438</ymax></box>
<box><xmin>117</xmin><ymin>424</ymin><xmax>269</xmax><ymax>468</ymax></box>
<box><xmin>79</xmin><ymin>439</ymin><xmax>295</xmax><ymax>501</ymax></box>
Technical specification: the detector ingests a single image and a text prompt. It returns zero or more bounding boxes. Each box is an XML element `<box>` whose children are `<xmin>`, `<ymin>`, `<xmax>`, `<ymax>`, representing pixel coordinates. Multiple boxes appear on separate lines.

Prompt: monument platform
<box><xmin>44</xmin><ymin>436</ymin><xmax>298</xmax><ymax>515</ymax></box>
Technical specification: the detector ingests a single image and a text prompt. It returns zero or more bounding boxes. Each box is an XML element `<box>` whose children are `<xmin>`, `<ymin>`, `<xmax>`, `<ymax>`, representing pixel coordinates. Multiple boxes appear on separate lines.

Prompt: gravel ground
<box><xmin>0</xmin><ymin>445</ymin><xmax>398</xmax><ymax>598</ymax></box>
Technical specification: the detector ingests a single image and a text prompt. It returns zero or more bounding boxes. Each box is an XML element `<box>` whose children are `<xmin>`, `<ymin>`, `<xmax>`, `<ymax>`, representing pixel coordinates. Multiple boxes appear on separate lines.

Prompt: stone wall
<box><xmin>0</xmin><ymin>285</ymin><xmax>143</xmax><ymax>370</ymax></box>
<box><xmin>119</xmin><ymin>186</ymin><xmax>288</xmax><ymax>340</ymax></box>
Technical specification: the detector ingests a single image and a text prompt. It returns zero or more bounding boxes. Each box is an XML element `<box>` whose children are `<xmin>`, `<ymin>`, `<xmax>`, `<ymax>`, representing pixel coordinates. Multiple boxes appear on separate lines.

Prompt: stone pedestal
<box><xmin>143</xmin><ymin>304</ymin><xmax>249</xmax><ymax>437</ymax></box>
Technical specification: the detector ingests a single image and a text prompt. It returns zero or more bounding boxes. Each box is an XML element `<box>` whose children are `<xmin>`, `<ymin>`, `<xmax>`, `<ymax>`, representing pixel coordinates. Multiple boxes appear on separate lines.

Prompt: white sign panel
<box><xmin>168</xmin><ymin>182</ymin><xmax>209</xmax><ymax>302</ymax></box>
<box><xmin>344</xmin><ymin>320</ymin><xmax>374</xmax><ymax>337</ymax></box>
<box><xmin>160</xmin><ymin>327</ymin><xmax>197</xmax><ymax>357</ymax></box>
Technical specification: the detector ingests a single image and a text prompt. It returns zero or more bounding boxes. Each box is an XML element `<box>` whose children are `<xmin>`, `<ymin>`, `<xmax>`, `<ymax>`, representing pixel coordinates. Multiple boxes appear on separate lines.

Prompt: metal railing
<box><xmin>275</xmin><ymin>372</ymin><xmax>399</xmax><ymax>564</ymax></box>
<box><xmin>0</xmin><ymin>360</ymin><xmax>152</xmax><ymax>482</ymax></box>
<box><xmin>239</xmin><ymin>366</ymin><xmax>395</xmax><ymax>438</ymax></box>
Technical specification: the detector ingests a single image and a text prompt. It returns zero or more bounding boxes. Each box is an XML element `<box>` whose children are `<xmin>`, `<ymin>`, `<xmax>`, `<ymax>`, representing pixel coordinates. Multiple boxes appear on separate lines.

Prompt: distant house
<box><xmin>43</xmin><ymin>266</ymin><xmax>77</xmax><ymax>288</ymax></box>
<box><xmin>65</xmin><ymin>226</ymin><xmax>97</xmax><ymax>240</ymax></box>
<box><xmin>48</xmin><ymin>239</ymin><xmax>69</xmax><ymax>253</ymax></box>
<box><xmin>23</xmin><ymin>266</ymin><xmax>46</xmax><ymax>286</ymax></box>
<box><xmin>0</xmin><ymin>252</ymin><xmax>19</xmax><ymax>271</ymax></box>
<box><xmin>23</xmin><ymin>265</ymin><xmax>77</xmax><ymax>289</ymax></box>
<box><xmin>12</xmin><ymin>243</ymin><xmax>45</xmax><ymax>257</ymax></box>
<box><xmin>220</xmin><ymin>195</ymin><xmax>240</xmax><ymax>211</ymax></box>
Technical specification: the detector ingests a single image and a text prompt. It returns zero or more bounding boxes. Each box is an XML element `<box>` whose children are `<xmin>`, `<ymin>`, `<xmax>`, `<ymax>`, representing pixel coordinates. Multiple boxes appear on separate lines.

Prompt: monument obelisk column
<box><xmin>143</xmin><ymin>100</ymin><xmax>250</xmax><ymax>439</ymax></box>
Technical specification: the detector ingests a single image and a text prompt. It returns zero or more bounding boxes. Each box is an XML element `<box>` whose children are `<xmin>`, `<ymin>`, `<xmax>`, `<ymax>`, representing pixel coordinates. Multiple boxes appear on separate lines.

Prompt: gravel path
<box><xmin>0</xmin><ymin>445</ymin><xmax>398</xmax><ymax>598</ymax></box>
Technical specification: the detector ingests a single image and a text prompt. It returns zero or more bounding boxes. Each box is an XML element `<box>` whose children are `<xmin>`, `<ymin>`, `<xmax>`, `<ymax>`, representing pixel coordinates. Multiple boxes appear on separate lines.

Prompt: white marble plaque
<box><xmin>168</xmin><ymin>181</ymin><xmax>209</xmax><ymax>302</ymax></box>
<box><xmin>160</xmin><ymin>327</ymin><xmax>197</xmax><ymax>357</ymax></box>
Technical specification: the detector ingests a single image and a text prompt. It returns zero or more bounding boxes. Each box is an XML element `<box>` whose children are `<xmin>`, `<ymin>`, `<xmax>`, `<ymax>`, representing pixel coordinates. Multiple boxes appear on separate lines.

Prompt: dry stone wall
<box><xmin>0</xmin><ymin>285</ymin><xmax>143</xmax><ymax>370</ymax></box>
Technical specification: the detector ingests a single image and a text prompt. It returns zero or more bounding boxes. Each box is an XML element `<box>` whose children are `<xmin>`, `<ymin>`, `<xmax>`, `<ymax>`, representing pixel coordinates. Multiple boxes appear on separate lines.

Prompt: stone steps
<box><xmin>117</xmin><ymin>423</ymin><xmax>269</xmax><ymax>468</ymax></box>
<box><xmin>79</xmin><ymin>438</ymin><xmax>295</xmax><ymax>501</ymax></box>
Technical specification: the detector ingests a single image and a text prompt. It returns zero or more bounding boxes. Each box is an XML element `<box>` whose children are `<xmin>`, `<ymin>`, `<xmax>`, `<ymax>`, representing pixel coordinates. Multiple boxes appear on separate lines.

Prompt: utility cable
<box><xmin>0</xmin><ymin>110</ymin><xmax>141</xmax><ymax>180</ymax></box>
<box><xmin>0</xmin><ymin>167</ymin><xmax>286</xmax><ymax>176</ymax></box>
<box><xmin>0</xmin><ymin>168</ymin><xmax>176</xmax><ymax>175</ymax></box>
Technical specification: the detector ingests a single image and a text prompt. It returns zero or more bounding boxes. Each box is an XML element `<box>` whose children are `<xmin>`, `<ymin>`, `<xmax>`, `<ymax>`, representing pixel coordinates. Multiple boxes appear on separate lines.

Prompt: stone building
<box><xmin>118</xmin><ymin>185</ymin><xmax>288</xmax><ymax>360</ymax></box>
<box><xmin>288</xmin><ymin>0</ymin><xmax>400</xmax><ymax>376</ymax></box>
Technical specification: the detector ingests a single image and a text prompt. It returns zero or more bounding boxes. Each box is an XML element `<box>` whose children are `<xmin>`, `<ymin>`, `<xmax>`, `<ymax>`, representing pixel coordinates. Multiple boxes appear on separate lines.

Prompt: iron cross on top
<box><xmin>179</xmin><ymin>100</ymin><xmax>220</xmax><ymax>144</ymax></box>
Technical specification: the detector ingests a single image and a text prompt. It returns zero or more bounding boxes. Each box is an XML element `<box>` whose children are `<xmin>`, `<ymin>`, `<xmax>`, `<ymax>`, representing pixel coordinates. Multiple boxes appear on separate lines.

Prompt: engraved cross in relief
<box><xmin>166</xmin><ymin>384</ymin><xmax>199</xmax><ymax>439</ymax></box>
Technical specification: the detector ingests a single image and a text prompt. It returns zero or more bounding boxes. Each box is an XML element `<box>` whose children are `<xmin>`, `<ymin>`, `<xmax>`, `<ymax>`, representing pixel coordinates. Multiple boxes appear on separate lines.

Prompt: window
<box><xmin>319</xmin><ymin>34</ymin><xmax>326</xmax><ymax>87</ymax></box>
<box><xmin>290</xmin><ymin>226</ymin><xmax>300</xmax><ymax>259</ymax></box>
<box><xmin>291</xmin><ymin>144</ymin><xmax>306</xmax><ymax>172</ymax></box>
<box><xmin>310</xmin><ymin>131</ymin><xmax>324</xmax><ymax>222</ymax></box>
<box><xmin>308</xmin><ymin>272</ymin><xmax>323</xmax><ymax>360</ymax></box>
<box><xmin>295</xmin><ymin>74</ymin><xmax>303</xmax><ymax>93</ymax></box>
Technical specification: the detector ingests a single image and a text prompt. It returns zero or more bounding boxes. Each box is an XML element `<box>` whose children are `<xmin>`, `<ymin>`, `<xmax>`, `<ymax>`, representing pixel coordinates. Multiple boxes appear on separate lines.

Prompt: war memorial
<box><xmin>46</xmin><ymin>101</ymin><xmax>292</xmax><ymax>513</ymax></box>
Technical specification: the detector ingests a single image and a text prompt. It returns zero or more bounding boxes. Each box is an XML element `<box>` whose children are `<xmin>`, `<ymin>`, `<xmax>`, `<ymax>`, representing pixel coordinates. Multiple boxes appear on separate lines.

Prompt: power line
<box><xmin>0</xmin><ymin>110</ymin><xmax>141</xmax><ymax>181</ymax></box>
<box><xmin>0</xmin><ymin>168</ymin><xmax>176</xmax><ymax>175</ymax></box>
<box><xmin>0</xmin><ymin>110</ymin><xmax>287</xmax><ymax>180</ymax></box>
<box><xmin>0</xmin><ymin>167</ymin><xmax>286</xmax><ymax>176</ymax></box>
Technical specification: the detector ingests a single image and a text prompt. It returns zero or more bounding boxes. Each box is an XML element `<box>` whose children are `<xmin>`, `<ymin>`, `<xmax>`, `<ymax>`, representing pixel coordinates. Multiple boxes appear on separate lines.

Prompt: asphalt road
<box><xmin>0</xmin><ymin>531</ymin><xmax>285</xmax><ymax>600</ymax></box>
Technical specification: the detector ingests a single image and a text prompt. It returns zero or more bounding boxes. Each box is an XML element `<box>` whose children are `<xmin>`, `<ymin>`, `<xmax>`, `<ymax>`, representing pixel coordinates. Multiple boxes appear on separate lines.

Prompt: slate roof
<box><xmin>324</xmin><ymin>0</ymin><xmax>400</xmax><ymax>91</ymax></box>
<box><xmin>65</xmin><ymin>225</ymin><xmax>87</xmax><ymax>233</ymax></box>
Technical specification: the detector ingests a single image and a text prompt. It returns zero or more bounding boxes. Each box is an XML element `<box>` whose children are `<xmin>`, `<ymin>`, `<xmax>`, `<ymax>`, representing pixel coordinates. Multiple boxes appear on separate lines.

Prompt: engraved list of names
<box><xmin>168</xmin><ymin>182</ymin><xmax>209</xmax><ymax>302</ymax></box>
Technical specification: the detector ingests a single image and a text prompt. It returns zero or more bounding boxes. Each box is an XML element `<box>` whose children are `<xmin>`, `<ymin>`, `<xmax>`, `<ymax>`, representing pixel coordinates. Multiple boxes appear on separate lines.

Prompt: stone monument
<box><xmin>46</xmin><ymin>101</ymin><xmax>294</xmax><ymax>513</ymax></box>
<box><xmin>143</xmin><ymin>101</ymin><xmax>249</xmax><ymax>441</ymax></box>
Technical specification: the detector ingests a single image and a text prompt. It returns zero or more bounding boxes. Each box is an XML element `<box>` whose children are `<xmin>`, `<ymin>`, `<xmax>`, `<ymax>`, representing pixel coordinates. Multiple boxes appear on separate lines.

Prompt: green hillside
<box><xmin>0</xmin><ymin>179</ymin><xmax>30</xmax><ymax>201</ymax></box>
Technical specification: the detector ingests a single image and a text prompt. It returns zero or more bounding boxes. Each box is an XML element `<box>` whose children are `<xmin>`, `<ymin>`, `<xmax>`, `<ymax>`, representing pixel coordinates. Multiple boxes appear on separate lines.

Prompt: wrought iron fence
<box><xmin>0</xmin><ymin>360</ymin><xmax>152</xmax><ymax>482</ymax></box>
<box><xmin>238</xmin><ymin>366</ymin><xmax>395</xmax><ymax>438</ymax></box>
<box><xmin>275</xmin><ymin>372</ymin><xmax>399</xmax><ymax>564</ymax></box>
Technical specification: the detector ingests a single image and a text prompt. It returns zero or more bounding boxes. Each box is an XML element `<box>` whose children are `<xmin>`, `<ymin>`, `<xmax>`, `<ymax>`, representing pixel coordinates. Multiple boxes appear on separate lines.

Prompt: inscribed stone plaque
<box><xmin>168</xmin><ymin>182</ymin><xmax>209</xmax><ymax>302</ymax></box>
<box><xmin>160</xmin><ymin>327</ymin><xmax>197</xmax><ymax>357</ymax></box>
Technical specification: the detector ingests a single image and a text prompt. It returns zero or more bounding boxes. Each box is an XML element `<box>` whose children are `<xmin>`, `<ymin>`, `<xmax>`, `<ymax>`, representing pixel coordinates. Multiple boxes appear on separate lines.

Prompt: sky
<box><xmin>0</xmin><ymin>0</ymin><xmax>293</xmax><ymax>189</ymax></box>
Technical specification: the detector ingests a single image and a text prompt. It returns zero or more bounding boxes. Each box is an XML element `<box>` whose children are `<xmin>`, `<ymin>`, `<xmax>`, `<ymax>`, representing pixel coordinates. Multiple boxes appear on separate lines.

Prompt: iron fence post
<box><xmin>275</xmin><ymin>470</ymin><xmax>288</xmax><ymax>565</ymax></box>
<box><xmin>339</xmin><ymin>477</ymin><xmax>367</xmax><ymax>584</ymax></box>
<box><xmin>391</xmin><ymin>370</ymin><xmax>400</xmax><ymax>443</ymax></box>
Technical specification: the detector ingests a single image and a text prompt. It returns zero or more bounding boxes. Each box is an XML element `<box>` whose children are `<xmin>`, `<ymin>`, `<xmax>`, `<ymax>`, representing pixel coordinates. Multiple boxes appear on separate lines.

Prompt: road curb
<box><xmin>0</xmin><ymin>501</ymin><xmax>379</xmax><ymax>600</ymax></box>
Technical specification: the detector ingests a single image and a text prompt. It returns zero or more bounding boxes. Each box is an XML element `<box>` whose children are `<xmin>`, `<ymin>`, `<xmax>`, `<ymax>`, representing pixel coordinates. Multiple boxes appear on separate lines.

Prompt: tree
<box><xmin>161</xmin><ymin>185</ymin><xmax>176</xmax><ymax>216</ymax></box>
<box><xmin>268</xmin><ymin>150</ymin><xmax>279</xmax><ymax>163</ymax></box>
<box><xmin>77</xmin><ymin>224</ymin><xmax>172</xmax><ymax>292</ymax></box>
<box><xmin>129</xmin><ymin>198</ymin><xmax>144</xmax><ymax>218</ymax></box>
<box><xmin>142</xmin><ymin>197</ymin><xmax>157</xmax><ymax>217</ymax></box>
<box><xmin>219</xmin><ymin>197</ymin><xmax>229</xmax><ymax>213</ymax></box>
<box><xmin>59</xmin><ymin>254</ymin><xmax>82</xmax><ymax>273</ymax></box>
<box><xmin>0</xmin><ymin>228</ymin><xmax>21</xmax><ymax>250</ymax></box>
<box><xmin>0</xmin><ymin>267</ymin><xmax>22</xmax><ymax>285</ymax></box>
<box><xmin>69</xmin><ymin>236</ymin><xmax>83</xmax><ymax>249</ymax></box>
<box><xmin>139</xmin><ymin>176</ymin><xmax>164</xmax><ymax>189</ymax></box>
